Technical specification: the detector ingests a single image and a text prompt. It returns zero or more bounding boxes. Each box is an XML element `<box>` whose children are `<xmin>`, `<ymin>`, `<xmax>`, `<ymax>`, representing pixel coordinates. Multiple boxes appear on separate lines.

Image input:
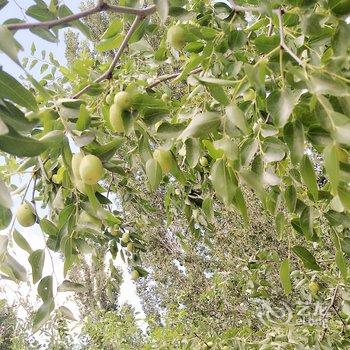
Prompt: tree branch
<box><xmin>275</xmin><ymin>8</ymin><xmax>303</xmax><ymax>66</ymax></box>
<box><xmin>147</xmin><ymin>67</ymin><xmax>203</xmax><ymax>90</ymax></box>
<box><xmin>72</xmin><ymin>14</ymin><xmax>144</xmax><ymax>99</ymax></box>
<box><xmin>5</xmin><ymin>3</ymin><xmax>156</xmax><ymax>31</ymax></box>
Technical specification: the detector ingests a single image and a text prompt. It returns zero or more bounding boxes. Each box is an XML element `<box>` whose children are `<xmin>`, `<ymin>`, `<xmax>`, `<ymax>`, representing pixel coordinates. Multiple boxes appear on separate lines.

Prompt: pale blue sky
<box><xmin>0</xmin><ymin>0</ymin><xmax>81</xmax><ymax>78</ymax></box>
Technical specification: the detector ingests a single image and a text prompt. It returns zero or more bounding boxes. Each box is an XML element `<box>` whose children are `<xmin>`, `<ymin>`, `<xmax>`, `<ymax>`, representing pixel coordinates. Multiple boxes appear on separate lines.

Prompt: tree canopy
<box><xmin>0</xmin><ymin>0</ymin><xmax>350</xmax><ymax>348</ymax></box>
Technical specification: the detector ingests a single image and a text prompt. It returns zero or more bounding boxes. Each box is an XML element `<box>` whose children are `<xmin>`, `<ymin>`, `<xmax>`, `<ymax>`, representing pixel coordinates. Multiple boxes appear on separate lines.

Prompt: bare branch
<box><xmin>72</xmin><ymin>14</ymin><xmax>144</xmax><ymax>99</ymax></box>
<box><xmin>5</xmin><ymin>3</ymin><xmax>156</xmax><ymax>31</ymax></box>
<box><xmin>5</xmin><ymin>1</ymin><xmax>156</xmax><ymax>98</ymax></box>
<box><xmin>147</xmin><ymin>67</ymin><xmax>203</xmax><ymax>90</ymax></box>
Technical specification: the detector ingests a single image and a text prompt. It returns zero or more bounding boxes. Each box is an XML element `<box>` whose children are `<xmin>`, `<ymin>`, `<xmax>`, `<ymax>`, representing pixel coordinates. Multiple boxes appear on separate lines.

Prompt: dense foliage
<box><xmin>0</xmin><ymin>0</ymin><xmax>350</xmax><ymax>348</ymax></box>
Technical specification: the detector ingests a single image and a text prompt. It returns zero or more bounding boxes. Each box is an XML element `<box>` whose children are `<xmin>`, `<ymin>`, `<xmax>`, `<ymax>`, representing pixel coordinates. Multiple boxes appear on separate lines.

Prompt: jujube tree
<box><xmin>0</xmin><ymin>0</ymin><xmax>349</xmax><ymax>344</ymax></box>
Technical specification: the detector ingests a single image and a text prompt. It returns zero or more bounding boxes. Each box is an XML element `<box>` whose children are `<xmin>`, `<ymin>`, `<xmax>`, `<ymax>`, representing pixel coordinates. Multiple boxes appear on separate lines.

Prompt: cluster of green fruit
<box><xmin>16</xmin><ymin>154</ymin><xmax>104</xmax><ymax>228</ymax></box>
<box><xmin>108</xmin><ymin>91</ymin><xmax>132</xmax><ymax>133</ymax></box>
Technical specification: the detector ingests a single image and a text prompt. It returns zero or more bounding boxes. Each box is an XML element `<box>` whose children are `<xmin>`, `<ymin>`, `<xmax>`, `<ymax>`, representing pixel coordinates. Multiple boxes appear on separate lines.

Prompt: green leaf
<box><xmin>86</xmin><ymin>138</ymin><xmax>124</xmax><ymax>161</ymax></box>
<box><xmin>207</xmin><ymin>85</ymin><xmax>229</xmax><ymax>105</ymax></box>
<box><xmin>96</xmin><ymin>34</ymin><xmax>124</xmax><ymax>52</ymax></box>
<box><xmin>202</xmin><ymin>196</ymin><xmax>213</xmax><ymax>221</ymax></box>
<box><xmin>338</xmin><ymin>183</ymin><xmax>350</xmax><ymax>211</ymax></box>
<box><xmin>2</xmin><ymin>253</ymin><xmax>27</xmax><ymax>282</ymax></box>
<box><xmin>175</xmin><ymin>55</ymin><xmax>203</xmax><ymax>82</ymax></box>
<box><xmin>13</xmin><ymin>230</ymin><xmax>32</xmax><ymax>254</ymax></box>
<box><xmin>0</xmin><ymin>127</ymin><xmax>48</xmax><ymax>157</ymax></box>
<box><xmin>156</xmin><ymin>122</ymin><xmax>186</xmax><ymax>139</ymax></box>
<box><xmin>225</xmin><ymin>104</ymin><xmax>248</xmax><ymax>134</ymax></box>
<box><xmin>185</xmin><ymin>138</ymin><xmax>200</xmax><ymax>168</ymax></box>
<box><xmin>239</xmin><ymin>170</ymin><xmax>265</xmax><ymax>198</ymax></box>
<box><xmin>59</xmin><ymin>306</ymin><xmax>77</xmax><ymax>321</ymax></box>
<box><xmin>240</xmin><ymin>139</ymin><xmax>259</xmax><ymax>166</ymax></box>
<box><xmin>0</xmin><ymin>0</ymin><xmax>8</xmax><ymax>11</ymax></box>
<box><xmin>26</xmin><ymin>4</ymin><xmax>56</xmax><ymax>21</ymax></box>
<box><xmin>335</xmin><ymin>250</ymin><xmax>348</xmax><ymax>280</ymax></box>
<box><xmin>0</xmin><ymin>205</ymin><xmax>11</xmax><ymax>229</ymax></box>
<box><xmin>0</xmin><ymin>70</ymin><xmax>38</xmax><ymax>111</ymax></box>
<box><xmin>275</xmin><ymin>212</ymin><xmax>285</xmax><ymax>239</ymax></box>
<box><xmin>38</xmin><ymin>276</ymin><xmax>53</xmax><ymax>302</ymax></box>
<box><xmin>197</xmin><ymin>77</ymin><xmax>237</xmax><ymax>86</ymax></box>
<box><xmin>0</xmin><ymin>25</ymin><xmax>22</xmax><ymax>64</ymax></box>
<box><xmin>132</xmin><ymin>94</ymin><xmax>169</xmax><ymax>125</ymax></box>
<box><xmin>280</xmin><ymin>259</ymin><xmax>292</xmax><ymax>295</ymax></box>
<box><xmin>146</xmin><ymin>158</ymin><xmax>162</xmax><ymax>191</ymax></box>
<box><xmin>300</xmin><ymin>206</ymin><xmax>313</xmax><ymax>240</ymax></box>
<box><xmin>213</xmin><ymin>137</ymin><xmax>237</xmax><ymax>161</ymax></box>
<box><xmin>283</xmin><ymin>120</ymin><xmax>304</xmax><ymax>165</ymax></box>
<box><xmin>30</xmin><ymin>28</ymin><xmax>58</xmax><ymax>43</ymax></box>
<box><xmin>244</xmin><ymin>62</ymin><xmax>266</xmax><ymax>95</ymax></box>
<box><xmin>0</xmin><ymin>180</ymin><xmax>12</xmax><ymax>208</ymax></box>
<box><xmin>210</xmin><ymin>159</ymin><xmax>236</xmax><ymax>206</ymax></box>
<box><xmin>39</xmin><ymin>218</ymin><xmax>58</xmax><ymax>237</ymax></box>
<box><xmin>76</xmin><ymin>104</ymin><xmax>91</xmax><ymax>131</ymax></box>
<box><xmin>292</xmin><ymin>245</ymin><xmax>321</xmax><ymax>270</ymax></box>
<box><xmin>254</xmin><ymin>35</ymin><xmax>279</xmax><ymax>54</ymax></box>
<box><xmin>329</xmin><ymin>0</ymin><xmax>350</xmax><ymax>16</ymax></box>
<box><xmin>28</xmin><ymin>249</ymin><xmax>45</xmax><ymax>284</ymax></box>
<box><xmin>39</xmin><ymin>130</ymin><xmax>64</xmax><ymax>148</ymax></box>
<box><xmin>323</xmin><ymin>144</ymin><xmax>339</xmax><ymax>193</ymax></box>
<box><xmin>308</xmin><ymin>73</ymin><xmax>350</xmax><ymax>97</ymax></box>
<box><xmin>57</xmin><ymin>204</ymin><xmax>74</xmax><ymax>231</ymax></box>
<box><xmin>138</xmin><ymin>134</ymin><xmax>152</xmax><ymax>164</ymax></box>
<box><xmin>300</xmin><ymin>155</ymin><xmax>318</xmax><ymax>201</ymax></box>
<box><xmin>57</xmin><ymin>279</ymin><xmax>87</xmax><ymax>292</ymax></box>
<box><xmin>233</xmin><ymin>188</ymin><xmax>248</xmax><ymax>224</ymax></box>
<box><xmin>28</xmin><ymin>75</ymin><xmax>52</xmax><ymax>102</ymax></box>
<box><xmin>101</xmin><ymin>19</ymin><xmax>123</xmax><ymax>39</ymax></box>
<box><xmin>267</xmin><ymin>89</ymin><xmax>300</xmax><ymax>128</ymax></box>
<box><xmin>33</xmin><ymin>299</ymin><xmax>54</xmax><ymax>333</ymax></box>
<box><xmin>284</xmin><ymin>185</ymin><xmax>297</xmax><ymax>213</ymax></box>
<box><xmin>228</xmin><ymin>30</ymin><xmax>246</xmax><ymax>50</ymax></box>
<box><xmin>262</xmin><ymin>137</ymin><xmax>286</xmax><ymax>163</ymax></box>
<box><xmin>179</xmin><ymin>112</ymin><xmax>221</xmax><ymax>140</ymax></box>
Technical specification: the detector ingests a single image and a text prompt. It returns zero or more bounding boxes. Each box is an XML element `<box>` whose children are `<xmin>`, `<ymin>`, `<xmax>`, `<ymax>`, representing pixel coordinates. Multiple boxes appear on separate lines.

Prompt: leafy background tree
<box><xmin>0</xmin><ymin>0</ymin><xmax>350</xmax><ymax>349</ymax></box>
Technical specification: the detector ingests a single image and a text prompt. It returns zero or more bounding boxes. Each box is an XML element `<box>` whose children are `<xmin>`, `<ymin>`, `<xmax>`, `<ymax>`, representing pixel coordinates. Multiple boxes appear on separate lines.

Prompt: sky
<box><xmin>0</xmin><ymin>0</ymin><xmax>146</xmax><ymax>339</ymax></box>
<box><xmin>0</xmin><ymin>0</ymin><xmax>80</xmax><ymax>77</ymax></box>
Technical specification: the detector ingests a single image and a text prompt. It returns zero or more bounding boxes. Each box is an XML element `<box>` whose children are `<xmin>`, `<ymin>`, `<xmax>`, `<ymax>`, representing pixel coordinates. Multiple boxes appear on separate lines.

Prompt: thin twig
<box><xmin>267</xmin><ymin>18</ymin><xmax>274</xmax><ymax>36</ymax></box>
<box><xmin>5</xmin><ymin>3</ymin><xmax>156</xmax><ymax>31</ymax></box>
<box><xmin>147</xmin><ymin>67</ymin><xmax>203</xmax><ymax>90</ymax></box>
<box><xmin>320</xmin><ymin>285</ymin><xmax>339</xmax><ymax>340</ymax></box>
<box><xmin>193</xmin><ymin>332</ymin><xmax>210</xmax><ymax>347</ymax></box>
<box><xmin>6</xmin><ymin>2</ymin><xmax>156</xmax><ymax>99</ymax></box>
<box><xmin>72</xmin><ymin>14</ymin><xmax>146</xmax><ymax>98</ymax></box>
<box><xmin>332</xmin><ymin>305</ymin><xmax>347</xmax><ymax>331</ymax></box>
